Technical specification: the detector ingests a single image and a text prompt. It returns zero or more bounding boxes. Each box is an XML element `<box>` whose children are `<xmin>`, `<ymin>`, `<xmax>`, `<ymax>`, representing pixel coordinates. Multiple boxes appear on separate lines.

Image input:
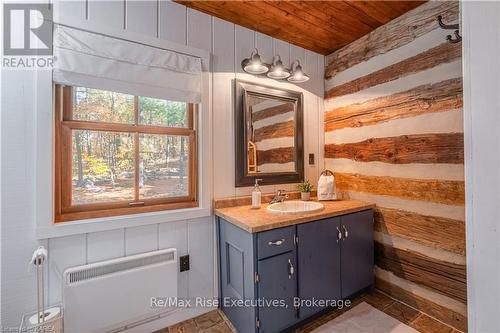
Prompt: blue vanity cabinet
<box><xmin>218</xmin><ymin>219</ymin><xmax>258</xmax><ymax>333</ymax></box>
<box><xmin>217</xmin><ymin>208</ymin><xmax>373</xmax><ymax>333</ymax></box>
<box><xmin>296</xmin><ymin>217</ymin><xmax>342</xmax><ymax>319</ymax></box>
<box><xmin>340</xmin><ymin>210</ymin><xmax>374</xmax><ymax>298</ymax></box>
<box><xmin>257</xmin><ymin>251</ymin><xmax>298</xmax><ymax>332</ymax></box>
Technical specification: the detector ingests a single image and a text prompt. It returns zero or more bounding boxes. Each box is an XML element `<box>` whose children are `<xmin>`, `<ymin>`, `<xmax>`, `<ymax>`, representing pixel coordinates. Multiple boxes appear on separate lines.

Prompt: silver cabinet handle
<box><xmin>342</xmin><ymin>225</ymin><xmax>349</xmax><ymax>239</ymax></box>
<box><xmin>288</xmin><ymin>259</ymin><xmax>294</xmax><ymax>279</ymax></box>
<box><xmin>336</xmin><ymin>227</ymin><xmax>342</xmax><ymax>243</ymax></box>
<box><xmin>268</xmin><ymin>239</ymin><xmax>285</xmax><ymax>246</ymax></box>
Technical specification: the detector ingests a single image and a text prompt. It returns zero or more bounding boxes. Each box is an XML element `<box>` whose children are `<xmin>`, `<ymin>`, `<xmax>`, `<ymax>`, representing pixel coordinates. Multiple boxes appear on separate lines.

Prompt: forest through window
<box><xmin>54</xmin><ymin>85</ymin><xmax>197</xmax><ymax>222</ymax></box>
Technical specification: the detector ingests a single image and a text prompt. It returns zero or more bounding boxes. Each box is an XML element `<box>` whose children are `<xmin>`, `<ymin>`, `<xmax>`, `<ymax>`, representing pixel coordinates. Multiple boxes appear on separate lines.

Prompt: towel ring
<box><xmin>321</xmin><ymin>169</ymin><xmax>334</xmax><ymax>176</ymax></box>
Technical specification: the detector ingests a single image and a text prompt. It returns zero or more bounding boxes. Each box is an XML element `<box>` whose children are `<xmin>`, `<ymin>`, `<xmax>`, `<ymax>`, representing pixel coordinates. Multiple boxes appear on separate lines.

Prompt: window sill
<box><xmin>55</xmin><ymin>200</ymin><xmax>199</xmax><ymax>223</ymax></box>
<box><xmin>36</xmin><ymin>206</ymin><xmax>211</xmax><ymax>239</ymax></box>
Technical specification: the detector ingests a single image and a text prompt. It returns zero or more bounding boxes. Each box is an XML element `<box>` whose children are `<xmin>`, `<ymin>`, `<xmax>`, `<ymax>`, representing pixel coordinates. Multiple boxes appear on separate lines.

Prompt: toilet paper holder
<box><xmin>19</xmin><ymin>246</ymin><xmax>64</xmax><ymax>332</ymax></box>
<box><xmin>21</xmin><ymin>305</ymin><xmax>63</xmax><ymax>333</ymax></box>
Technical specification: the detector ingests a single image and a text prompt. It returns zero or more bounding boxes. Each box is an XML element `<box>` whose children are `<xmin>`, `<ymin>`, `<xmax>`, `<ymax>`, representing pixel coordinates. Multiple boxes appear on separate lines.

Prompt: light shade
<box><xmin>241</xmin><ymin>49</ymin><xmax>269</xmax><ymax>75</ymax></box>
<box><xmin>241</xmin><ymin>53</ymin><xmax>309</xmax><ymax>84</ymax></box>
<box><xmin>288</xmin><ymin>62</ymin><xmax>309</xmax><ymax>83</ymax></box>
<box><xmin>267</xmin><ymin>56</ymin><xmax>290</xmax><ymax>79</ymax></box>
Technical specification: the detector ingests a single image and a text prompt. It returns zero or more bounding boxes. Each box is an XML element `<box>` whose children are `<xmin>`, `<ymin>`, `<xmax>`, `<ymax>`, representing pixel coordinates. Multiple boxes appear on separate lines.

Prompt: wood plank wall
<box><xmin>0</xmin><ymin>1</ymin><xmax>325</xmax><ymax>329</ymax></box>
<box><xmin>323</xmin><ymin>2</ymin><xmax>466</xmax><ymax>331</ymax></box>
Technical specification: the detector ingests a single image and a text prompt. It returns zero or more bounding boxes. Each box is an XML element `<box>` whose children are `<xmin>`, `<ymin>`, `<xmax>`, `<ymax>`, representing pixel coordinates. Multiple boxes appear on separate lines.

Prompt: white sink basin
<box><xmin>267</xmin><ymin>200</ymin><xmax>324</xmax><ymax>215</ymax></box>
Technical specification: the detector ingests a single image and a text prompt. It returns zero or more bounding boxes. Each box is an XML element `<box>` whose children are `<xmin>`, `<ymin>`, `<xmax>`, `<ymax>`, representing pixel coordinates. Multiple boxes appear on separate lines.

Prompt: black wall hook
<box><xmin>437</xmin><ymin>15</ymin><xmax>461</xmax><ymax>43</ymax></box>
<box><xmin>446</xmin><ymin>30</ymin><xmax>462</xmax><ymax>44</ymax></box>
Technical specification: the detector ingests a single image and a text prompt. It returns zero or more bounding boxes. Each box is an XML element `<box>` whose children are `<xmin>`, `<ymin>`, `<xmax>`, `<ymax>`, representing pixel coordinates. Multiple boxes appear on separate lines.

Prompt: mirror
<box><xmin>235</xmin><ymin>80</ymin><xmax>304</xmax><ymax>187</ymax></box>
<box><xmin>246</xmin><ymin>96</ymin><xmax>296</xmax><ymax>173</ymax></box>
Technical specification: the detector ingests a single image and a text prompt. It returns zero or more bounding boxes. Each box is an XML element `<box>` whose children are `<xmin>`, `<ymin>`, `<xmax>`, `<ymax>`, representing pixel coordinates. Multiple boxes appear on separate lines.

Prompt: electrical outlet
<box><xmin>309</xmin><ymin>153</ymin><xmax>315</xmax><ymax>165</ymax></box>
<box><xmin>179</xmin><ymin>255</ymin><xmax>190</xmax><ymax>272</ymax></box>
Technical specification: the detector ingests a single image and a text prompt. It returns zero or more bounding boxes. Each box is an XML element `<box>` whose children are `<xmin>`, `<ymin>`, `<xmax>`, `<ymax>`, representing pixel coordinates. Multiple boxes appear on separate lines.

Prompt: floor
<box><xmin>155</xmin><ymin>290</ymin><xmax>461</xmax><ymax>333</ymax></box>
<box><xmin>154</xmin><ymin>309</ymin><xmax>234</xmax><ymax>333</ymax></box>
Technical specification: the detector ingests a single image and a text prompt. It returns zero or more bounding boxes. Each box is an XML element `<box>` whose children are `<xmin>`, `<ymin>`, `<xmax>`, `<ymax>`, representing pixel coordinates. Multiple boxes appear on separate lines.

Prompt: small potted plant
<box><xmin>297</xmin><ymin>180</ymin><xmax>313</xmax><ymax>201</ymax></box>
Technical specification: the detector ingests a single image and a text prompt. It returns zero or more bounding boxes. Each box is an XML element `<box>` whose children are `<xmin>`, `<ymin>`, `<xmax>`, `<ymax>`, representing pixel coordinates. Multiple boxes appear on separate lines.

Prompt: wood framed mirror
<box><xmin>234</xmin><ymin>80</ymin><xmax>304</xmax><ymax>187</ymax></box>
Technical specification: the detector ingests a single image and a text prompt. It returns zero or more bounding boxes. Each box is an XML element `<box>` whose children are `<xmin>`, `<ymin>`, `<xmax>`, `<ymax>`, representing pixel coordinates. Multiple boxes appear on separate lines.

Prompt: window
<box><xmin>54</xmin><ymin>85</ymin><xmax>198</xmax><ymax>222</ymax></box>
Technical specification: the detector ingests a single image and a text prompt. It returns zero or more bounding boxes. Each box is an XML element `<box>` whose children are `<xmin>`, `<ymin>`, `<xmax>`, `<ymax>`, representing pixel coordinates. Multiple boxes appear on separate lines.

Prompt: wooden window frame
<box><xmin>54</xmin><ymin>85</ymin><xmax>198</xmax><ymax>222</ymax></box>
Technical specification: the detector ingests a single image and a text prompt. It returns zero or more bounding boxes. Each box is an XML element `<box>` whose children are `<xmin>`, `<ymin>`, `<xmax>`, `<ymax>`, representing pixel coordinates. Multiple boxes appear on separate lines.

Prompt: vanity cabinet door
<box><xmin>218</xmin><ymin>219</ymin><xmax>257</xmax><ymax>333</ymax></box>
<box><xmin>257</xmin><ymin>251</ymin><xmax>297</xmax><ymax>333</ymax></box>
<box><xmin>297</xmin><ymin>217</ymin><xmax>341</xmax><ymax>319</ymax></box>
<box><xmin>340</xmin><ymin>210</ymin><xmax>374</xmax><ymax>298</ymax></box>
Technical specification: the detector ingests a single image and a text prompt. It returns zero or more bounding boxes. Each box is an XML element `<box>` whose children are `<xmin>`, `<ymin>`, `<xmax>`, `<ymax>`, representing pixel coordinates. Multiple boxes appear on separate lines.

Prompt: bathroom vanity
<box><xmin>215</xmin><ymin>200</ymin><xmax>375</xmax><ymax>333</ymax></box>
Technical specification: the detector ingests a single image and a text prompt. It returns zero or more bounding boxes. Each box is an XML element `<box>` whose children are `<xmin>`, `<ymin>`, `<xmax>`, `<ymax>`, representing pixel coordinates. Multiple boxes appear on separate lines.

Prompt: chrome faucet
<box><xmin>270</xmin><ymin>189</ymin><xmax>289</xmax><ymax>204</ymax></box>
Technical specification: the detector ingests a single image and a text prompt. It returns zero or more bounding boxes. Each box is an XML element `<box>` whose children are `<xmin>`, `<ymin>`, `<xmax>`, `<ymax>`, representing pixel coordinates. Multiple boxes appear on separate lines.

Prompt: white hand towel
<box><xmin>317</xmin><ymin>174</ymin><xmax>337</xmax><ymax>201</ymax></box>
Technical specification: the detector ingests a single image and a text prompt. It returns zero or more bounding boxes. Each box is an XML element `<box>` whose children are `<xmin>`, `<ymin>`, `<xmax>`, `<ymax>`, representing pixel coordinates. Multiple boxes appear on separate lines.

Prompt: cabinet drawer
<box><xmin>257</xmin><ymin>226</ymin><xmax>295</xmax><ymax>260</ymax></box>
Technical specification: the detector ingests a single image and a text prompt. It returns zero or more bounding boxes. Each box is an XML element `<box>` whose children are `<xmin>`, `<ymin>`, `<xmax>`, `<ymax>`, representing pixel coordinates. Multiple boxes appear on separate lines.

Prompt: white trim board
<box><xmin>462</xmin><ymin>2</ymin><xmax>500</xmax><ymax>332</ymax></box>
<box><xmin>36</xmin><ymin>208</ymin><xmax>212</xmax><ymax>239</ymax></box>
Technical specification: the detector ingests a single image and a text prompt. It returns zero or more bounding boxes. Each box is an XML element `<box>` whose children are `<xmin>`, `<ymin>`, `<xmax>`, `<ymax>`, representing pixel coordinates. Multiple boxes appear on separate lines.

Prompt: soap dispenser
<box><xmin>252</xmin><ymin>179</ymin><xmax>263</xmax><ymax>209</ymax></box>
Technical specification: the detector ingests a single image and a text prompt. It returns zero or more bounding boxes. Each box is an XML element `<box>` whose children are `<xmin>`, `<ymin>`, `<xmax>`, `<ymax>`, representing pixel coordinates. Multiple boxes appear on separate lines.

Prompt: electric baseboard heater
<box><xmin>63</xmin><ymin>248</ymin><xmax>177</xmax><ymax>333</ymax></box>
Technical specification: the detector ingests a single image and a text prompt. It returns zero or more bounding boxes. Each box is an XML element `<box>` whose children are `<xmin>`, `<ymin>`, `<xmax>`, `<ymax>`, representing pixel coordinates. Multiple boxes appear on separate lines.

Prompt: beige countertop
<box><xmin>214</xmin><ymin>199</ymin><xmax>375</xmax><ymax>233</ymax></box>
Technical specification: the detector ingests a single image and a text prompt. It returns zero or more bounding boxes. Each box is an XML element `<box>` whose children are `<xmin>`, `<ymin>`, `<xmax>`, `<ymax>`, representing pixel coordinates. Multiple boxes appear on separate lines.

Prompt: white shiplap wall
<box><xmin>1</xmin><ymin>0</ymin><xmax>324</xmax><ymax>329</ymax></box>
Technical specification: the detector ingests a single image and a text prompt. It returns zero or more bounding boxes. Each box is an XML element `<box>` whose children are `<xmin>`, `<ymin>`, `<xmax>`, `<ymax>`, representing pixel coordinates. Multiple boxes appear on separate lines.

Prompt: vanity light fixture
<box><xmin>241</xmin><ymin>48</ymin><xmax>269</xmax><ymax>75</ymax></box>
<box><xmin>288</xmin><ymin>60</ymin><xmax>310</xmax><ymax>83</ymax></box>
<box><xmin>267</xmin><ymin>55</ymin><xmax>290</xmax><ymax>80</ymax></box>
<box><xmin>241</xmin><ymin>51</ymin><xmax>309</xmax><ymax>84</ymax></box>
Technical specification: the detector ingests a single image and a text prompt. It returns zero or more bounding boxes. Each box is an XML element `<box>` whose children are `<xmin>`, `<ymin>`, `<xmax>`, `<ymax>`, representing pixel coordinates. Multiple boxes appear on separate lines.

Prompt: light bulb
<box><xmin>241</xmin><ymin>49</ymin><xmax>269</xmax><ymax>75</ymax></box>
<box><xmin>288</xmin><ymin>62</ymin><xmax>309</xmax><ymax>83</ymax></box>
<box><xmin>267</xmin><ymin>57</ymin><xmax>290</xmax><ymax>79</ymax></box>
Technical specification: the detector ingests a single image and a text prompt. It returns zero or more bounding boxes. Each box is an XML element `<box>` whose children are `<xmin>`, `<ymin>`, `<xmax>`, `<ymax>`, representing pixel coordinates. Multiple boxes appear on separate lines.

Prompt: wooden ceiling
<box><xmin>175</xmin><ymin>1</ymin><xmax>426</xmax><ymax>55</ymax></box>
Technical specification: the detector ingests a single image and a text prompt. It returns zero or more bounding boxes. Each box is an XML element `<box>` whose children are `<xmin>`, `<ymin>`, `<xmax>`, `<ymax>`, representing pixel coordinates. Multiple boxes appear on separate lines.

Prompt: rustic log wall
<box><xmin>250</xmin><ymin>99</ymin><xmax>296</xmax><ymax>172</ymax></box>
<box><xmin>323</xmin><ymin>2</ymin><xmax>466</xmax><ymax>331</ymax></box>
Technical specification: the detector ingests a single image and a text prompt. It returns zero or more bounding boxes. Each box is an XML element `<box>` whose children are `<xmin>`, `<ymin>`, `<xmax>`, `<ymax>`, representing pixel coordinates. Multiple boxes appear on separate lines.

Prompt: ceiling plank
<box><xmin>175</xmin><ymin>1</ymin><xmax>426</xmax><ymax>55</ymax></box>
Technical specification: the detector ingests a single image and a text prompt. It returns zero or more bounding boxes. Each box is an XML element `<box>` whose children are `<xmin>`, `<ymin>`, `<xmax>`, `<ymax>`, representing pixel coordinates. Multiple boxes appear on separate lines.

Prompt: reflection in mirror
<box><xmin>235</xmin><ymin>80</ymin><xmax>303</xmax><ymax>187</ymax></box>
<box><xmin>246</xmin><ymin>95</ymin><xmax>296</xmax><ymax>174</ymax></box>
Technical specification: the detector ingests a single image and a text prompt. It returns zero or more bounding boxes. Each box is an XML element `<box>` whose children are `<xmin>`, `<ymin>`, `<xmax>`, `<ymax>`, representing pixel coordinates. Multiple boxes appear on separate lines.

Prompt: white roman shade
<box><xmin>53</xmin><ymin>25</ymin><xmax>202</xmax><ymax>103</ymax></box>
